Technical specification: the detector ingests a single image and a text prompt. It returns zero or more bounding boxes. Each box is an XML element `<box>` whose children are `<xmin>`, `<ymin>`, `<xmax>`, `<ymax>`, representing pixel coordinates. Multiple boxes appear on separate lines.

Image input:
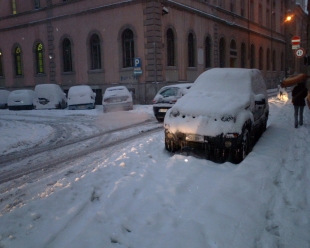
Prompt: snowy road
<box><xmin>0</xmin><ymin>99</ymin><xmax>309</xmax><ymax>248</ymax></box>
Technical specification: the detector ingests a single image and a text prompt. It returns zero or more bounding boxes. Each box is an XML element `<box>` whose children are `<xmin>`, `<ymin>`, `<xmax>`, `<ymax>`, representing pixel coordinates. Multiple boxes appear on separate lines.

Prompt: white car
<box><xmin>152</xmin><ymin>83</ymin><xmax>192</xmax><ymax>122</ymax></box>
<box><xmin>33</xmin><ymin>84</ymin><xmax>67</xmax><ymax>110</ymax></box>
<box><xmin>0</xmin><ymin>89</ymin><xmax>10</xmax><ymax>109</ymax></box>
<box><xmin>8</xmin><ymin>89</ymin><xmax>34</xmax><ymax>110</ymax></box>
<box><xmin>102</xmin><ymin>86</ymin><xmax>133</xmax><ymax>113</ymax></box>
<box><xmin>68</xmin><ymin>85</ymin><xmax>96</xmax><ymax>110</ymax></box>
<box><xmin>164</xmin><ymin>68</ymin><xmax>269</xmax><ymax>163</ymax></box>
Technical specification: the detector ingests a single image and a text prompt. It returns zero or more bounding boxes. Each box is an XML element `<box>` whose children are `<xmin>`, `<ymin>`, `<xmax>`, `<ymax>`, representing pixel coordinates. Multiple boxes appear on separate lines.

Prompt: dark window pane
<box><xmin>15</xmin><ymin>47</ymin><xmax>22</xmax><ymax>75</ymax></box>
<box><xmin>188</xmin><ymin>33</ymin><xmax>195</xmax><ymax>67</ymax></box>
<box><xmin>167</xmin><ymin>29</ymin><xmax>175</xmax><ymax>66</ymax></box>
<box><xmin>63</xmin><ymin>38</ymin><xmax>72</xmax><ymax>72</ymax></box>
<box><xmin>90</xmin><ymin>34</ymin><xmax>101</xmax><ymax>70</ymax></box>
<box><xmin>122</xmin><ymin>29</ymin><xmax>134</xmax><ymax>68</ymax></box>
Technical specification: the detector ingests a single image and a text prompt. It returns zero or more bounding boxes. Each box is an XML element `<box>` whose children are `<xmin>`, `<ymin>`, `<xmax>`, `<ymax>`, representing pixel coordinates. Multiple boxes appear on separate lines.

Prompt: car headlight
<box><xmin>221</xmin><ymin>115</ymin><xmax>236</xmax><ymax>122</ymax></box>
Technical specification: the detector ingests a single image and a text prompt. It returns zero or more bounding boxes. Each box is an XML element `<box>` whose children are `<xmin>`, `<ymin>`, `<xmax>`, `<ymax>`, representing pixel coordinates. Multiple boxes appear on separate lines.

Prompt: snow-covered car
<box><xmin>8</xmin><ymin>89</ymin><xmax>34</xmax><ymax>110</ymax></box>
<box><xmin>67</xmin><ymin>85</ymin><xmax>96</xmax><ymax>110</ymax></box>
<box><xmin>102</xmin><ymin>86</ymin><xmax>133</xmax><ymax>113</ymax></box>
<box><xmin>33</xmin><ymin>84</ymin><xmax>67</xmax><ymax>110</ymax></box>
<box><xmin>152</xmin><ymin>83</ymin><xmax>192</xmax><ymax>122</ymax></box>
<box><xmin>0</xmin><ymin>89</ymin><xmax>10</xmax><ymax>109</ymax></box>
<box><xmin>164</xmin><ymin>68</ymin><xmax>269</xmax><ymax>163</ymax></box>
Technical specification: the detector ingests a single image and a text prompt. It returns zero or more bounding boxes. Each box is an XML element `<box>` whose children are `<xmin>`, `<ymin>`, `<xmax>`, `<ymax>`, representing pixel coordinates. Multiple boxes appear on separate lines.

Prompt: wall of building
<box><xmin>0</xmin><ymin>0</ymin><xmax>306</xmax><ymax>104</ymax></box>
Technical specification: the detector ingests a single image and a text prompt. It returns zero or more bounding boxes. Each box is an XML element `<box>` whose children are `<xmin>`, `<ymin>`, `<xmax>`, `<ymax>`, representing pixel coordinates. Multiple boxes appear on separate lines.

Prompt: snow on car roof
<box><xmin>169</xmin><ymin>68</ymin><xmax>267</xmax><ymax>117</ymax></box>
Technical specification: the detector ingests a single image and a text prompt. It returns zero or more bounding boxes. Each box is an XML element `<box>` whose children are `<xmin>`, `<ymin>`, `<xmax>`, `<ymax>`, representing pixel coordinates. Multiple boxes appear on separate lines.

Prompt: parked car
<box><xmin>102</xmin><ymin>86</ymin><xmax>133</xmax><ymax>112</ymax></box>
<box><xmin>164</xmin><ymin>68</ymin><xmax>269</xmax><ymax>163</ymax></box>
<box><xmin>152</xmin><ymin>83</ymin><xmax>193</xmax><ymax>122</ymax></box>
<box><xmin>8</xmin><ymin>89</ymin><xmax>34</xmax><ymax>110</ymax></box>
<box><xmin>67</xmin><ymin>85</ymin><xmax>96</xmax><ymax>110</ymax></box>
<box><xmin>0</xmin><ymin>89</ymin><xmax>10</xmax><ymax>109</ymax></box>
<box><xmin>33</xmin><ymin>84</ymin><xmax>67</xmax><ymax>110</ymax></box>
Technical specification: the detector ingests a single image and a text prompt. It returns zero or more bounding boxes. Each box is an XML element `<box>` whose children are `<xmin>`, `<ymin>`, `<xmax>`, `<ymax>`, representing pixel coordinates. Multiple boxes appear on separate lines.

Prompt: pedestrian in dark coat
<box><xmin>292</xmin><ymin>82</ymin><xmax>308</xmax><ymax>128</ymax></box>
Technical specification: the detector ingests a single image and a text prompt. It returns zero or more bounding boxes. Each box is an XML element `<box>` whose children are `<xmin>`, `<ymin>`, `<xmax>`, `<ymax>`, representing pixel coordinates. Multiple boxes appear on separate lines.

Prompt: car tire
<box><xmin>237</xmin><ymin>128</ymin><xmax>251</xmax><ymax>162</ymax></box>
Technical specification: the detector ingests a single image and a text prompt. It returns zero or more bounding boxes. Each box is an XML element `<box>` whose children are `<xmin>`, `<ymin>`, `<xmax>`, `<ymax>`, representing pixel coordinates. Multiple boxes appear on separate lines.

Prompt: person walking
<box><xmin>292</xmin><ymin>82</ymin><xmax>308</xmax><ymax>128</ymax></box>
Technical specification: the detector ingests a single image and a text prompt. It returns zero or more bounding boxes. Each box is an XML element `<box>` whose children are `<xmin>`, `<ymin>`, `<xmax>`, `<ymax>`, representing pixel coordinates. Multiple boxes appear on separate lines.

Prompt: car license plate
<box><xmin>186</xmin><ymin>134</ymin><xmax>204</xmax><ymax>142</ymax></box>
<box><xmin>159</xmin><ymin>109</ymin><xmax>167</xmax><ymax>113</ymax></box>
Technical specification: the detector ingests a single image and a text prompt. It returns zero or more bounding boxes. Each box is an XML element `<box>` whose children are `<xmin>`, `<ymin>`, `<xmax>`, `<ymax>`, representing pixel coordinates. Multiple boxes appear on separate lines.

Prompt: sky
<box><xmin>0</xmin><ymin>92</ymin><xmax>309</xmax><ymax>248</ymax></box>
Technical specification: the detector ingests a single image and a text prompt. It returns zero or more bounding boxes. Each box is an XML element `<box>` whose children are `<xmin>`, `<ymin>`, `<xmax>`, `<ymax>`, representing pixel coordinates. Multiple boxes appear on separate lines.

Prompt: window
<box><xmin>122</xmin><ymin>29</ymin><xmax>135</xmax><ymax>68</ymax></box>
<box><xmin>12</xmin><ymin>0</ymin><xmax>17</xmax><ymax>14</ymax></box>
<box><xmin>205</xmin><ymin>36</ymin><xmax>212</xmax><ymax>68</ymax></box>
<box><xmin>90</xmin><ymin>34</ymin><xmax>101</xmax><ymax>70</ymax></box>
<box><xmin>272</xmin><ymin>50</ymin><xmax>276</xmax><ymax>71</ymax></box>
<box><xmin>266</xmin><ymin>48</ymin><xmax>270</xmax><ymax>70</ymax></box>
<box><xmin>259</xmin><ymin>4</ymin><xmax>263</xmax><ymax>25</ymax></box>
<box><xmin>266</xmin><ymin>9</ymin><xmax>270</xmax><ymax>28</ymax></box>
<box><xmin>230</xmin><ymin>39</ymin><xmax>237</xmax><ymax>68</ymax></box>
<box><xmin>240</xmin><ymin>43</ymin><xmax>246</xmax><ymax>68</ymax></box>
<box><xmin>36</xmin><ymin>43</ymin><xmax>44</xmax><ymax>74</ymax></box>
<box><xmin>188</xmin><ymin>33</ymin><xmax>195</xmax><ymax>67</ymax></box>
<box><xmin>281</xmin><ymin>52</ymin><xmax>284</xmax><ymax>71</ymax></box>
<box><xmin>14</xmin><ymin>46</ymin><xmax>22</xmax><ymax>75</ymax></box>
<box><xmin>34</xmin><ymin>0</ymin><xmax>40</xmax><ymax>9</ymax></box>
<box><xmin>230</xmin><ymin>0</ymin><xmax>235</xmax><ymax>12</ymax></box>
<box><xmin>249</xmin><ymin>1</ymin><xmax>254</xmax><ymax>21</ymax></box>
<box><xmin>250</xmin><ymin>44</ymin><xmax>255</xmax><ymax>68</ymax></box>
<box><xmin>240</xmin><ymin>0</ymin><xmax>245</xmax><ymax>17</ymax></box>
<box><xmin>0</xmin><ymin>51</ymin><xmax>3</xmax><ymax>76</ymax></box>
<box><xmin>219</xmin><ymin>38</ymin><xmax>226</xmax><ymax>68</ymax></box>
<box><xmin>167</xmin><ymin>28</ymin><xmax>175</xmax><ymax>66</ymax></box>
<box><xmin>63</xmin><ymin>38</ymin><xmax>72</xmax><ymax>72</ymax></box>
<box><xmin>259</xmin><ymin>47</ymin><xmax>263</xmax><ymax>70</ymax></box>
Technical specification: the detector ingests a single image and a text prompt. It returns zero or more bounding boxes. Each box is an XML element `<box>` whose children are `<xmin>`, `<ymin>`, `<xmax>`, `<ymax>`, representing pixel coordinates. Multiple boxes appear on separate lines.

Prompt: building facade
<box><xmin>0</xmin><ymin>0</ymin><xmax>308</xmax><ymax>104</ymax></box>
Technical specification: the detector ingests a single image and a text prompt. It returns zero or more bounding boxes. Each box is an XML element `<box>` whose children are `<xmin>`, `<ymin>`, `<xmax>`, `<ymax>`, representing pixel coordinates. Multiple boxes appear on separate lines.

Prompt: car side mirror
<box><xmin>254</xmin><ymin>94</ymin><xmax>266</xmax><ymax>105</ymax></box>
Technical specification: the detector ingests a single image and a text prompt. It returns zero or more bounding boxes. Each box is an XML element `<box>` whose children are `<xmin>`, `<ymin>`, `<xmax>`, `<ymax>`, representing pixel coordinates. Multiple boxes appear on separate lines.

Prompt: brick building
<box><xmin>0</xmin><ymin>0</ymin><xmax>308</xmax><ymax>104</ymax></box>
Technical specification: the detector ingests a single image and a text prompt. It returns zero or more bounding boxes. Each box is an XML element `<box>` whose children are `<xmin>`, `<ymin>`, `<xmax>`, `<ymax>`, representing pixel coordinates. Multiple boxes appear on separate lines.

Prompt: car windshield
<box><xmin>159</xmin><ymin>87</ymin><xmax>179</xmax><ymax>97</ymax></box>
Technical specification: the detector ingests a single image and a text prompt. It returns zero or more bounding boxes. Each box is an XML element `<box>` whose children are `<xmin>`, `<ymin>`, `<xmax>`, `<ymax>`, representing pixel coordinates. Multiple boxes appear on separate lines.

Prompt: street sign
<box><xmin>133</xmin><ymin>57</ymin><xmax>142</xmax><ymax>76</ymax></box>
<box><xmin>294</xmin><ymin>48</ymin><xmax>305</xmax><ymax>58</ymax></box>
<box><xmin>291</xmin><ymin>36</ymin><xmax>301</xmax><ymax>46</ymax></box>
<box><xmin>292</xmin><ymin>45</ymin><xmax>300</xmax><ymax>50</ymax></box>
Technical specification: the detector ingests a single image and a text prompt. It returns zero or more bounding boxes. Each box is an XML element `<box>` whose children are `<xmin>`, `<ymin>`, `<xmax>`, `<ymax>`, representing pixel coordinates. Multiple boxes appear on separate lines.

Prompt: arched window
<box><xmin>266</xmin><ymin>48</ymin><xmax>270</xmax><ymax>70</ymax></box>
<box><xmin>90</xmin><ymin>34</ymin><xmax>101</xmax><ymax>70</ymax></box>
<box><xmin>122</xmin><ymin>29</ymin><xmax>135</xmax><ymax>68</ymax></box>
<box><xmin>36</xmin><ymin>43</ymin><xmax>44</xmax><ymax>74</ymax></box>
<box><xmin>272</xmin><ymin>50</ymin><xmax>276</xmax><ymax>71</ymax></box>
<box><xmin>0</xmin><ymin>50</ymin><xmax>3</xmax><ymax>76</ymax></box>
<box><xmin>63</xmin><ymin>38</ymin><xmax>72</xmax><ymax>72</ymax></box>
<box><xmin>167</xmin><ymin>28</ymin><xmax>175</xmax><ymax>66</ymax></box>
<box><xmin>240</xmin><ymin>42</ymin><xmax>246</xmax><ymax>68</ymax></box>
<box><xmin>205</xmin><ymin>36</ymin><xmax>212</xmax><ymax>68</ymax></box>
<box><xmin>259</xmin><ymin>47</ymin><xmax>263</xmax><ymax>70</ymax></box>
<box><xmin>250</xmin><ymin>44</ymin><xmax>255</xmax><ymax>68</ymax></box>
<box><xmin>188</xmin><ymin>33</ymin><xmax>195</xmax><ymax>67</ymax></box>
<box><xmin>14</xmin><ymin>46</ymin><xmax>22</xmax><ymax>75</ymax></box>
<box><xmin>219</xmin><ymin>37</ymin><xmax>226</xmax><ymax>68</ymax></box>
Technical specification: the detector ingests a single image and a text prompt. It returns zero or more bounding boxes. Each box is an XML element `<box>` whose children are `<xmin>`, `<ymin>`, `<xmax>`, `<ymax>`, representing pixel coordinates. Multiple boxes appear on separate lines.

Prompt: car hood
<box><xmin>164</xmin><ymin>92</ymin><xmax>254</xmax><ymax>136</ymax></box>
